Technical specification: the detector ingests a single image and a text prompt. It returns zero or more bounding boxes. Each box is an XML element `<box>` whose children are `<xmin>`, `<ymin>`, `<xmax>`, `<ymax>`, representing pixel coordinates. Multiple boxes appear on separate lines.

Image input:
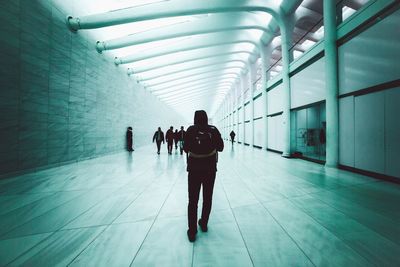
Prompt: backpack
<box><xmin>191</xmin><ymin>126</ymin><xmax>214</xmax><ymax>155</ymax></box>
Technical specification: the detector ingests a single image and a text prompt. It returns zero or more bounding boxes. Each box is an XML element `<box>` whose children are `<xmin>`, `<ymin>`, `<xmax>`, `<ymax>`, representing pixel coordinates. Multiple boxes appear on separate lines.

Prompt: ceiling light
<box><xmin>293</xmin><ymin>50</ymin><xmax>303</xmax><ymax>59</ymax></box>
<box><xmin>314</xmin><ymin>26</ymin><xmax>324</xmax><ymax>40</ymax></box>
<box><xmin>302</xmin><ymin>39</ymin><xmax>316</xmax><ymax>50</ymax></box>
<box><xmin>342</xmin><ymin>6</ymin><xmax>357</xmax><ymax>21</ymax></box>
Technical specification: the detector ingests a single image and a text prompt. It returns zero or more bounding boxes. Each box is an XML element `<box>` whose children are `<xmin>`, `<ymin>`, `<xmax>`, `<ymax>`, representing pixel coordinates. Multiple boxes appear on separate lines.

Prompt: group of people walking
<box><xmin>152</xmin><ymin>126</ymin><xmax>186</xmax><ymax>155</ymax></box>
<box><xmin>126</xmin><ymin>110</ymin><xmax>224</xmax><ymax>243</ymax></box>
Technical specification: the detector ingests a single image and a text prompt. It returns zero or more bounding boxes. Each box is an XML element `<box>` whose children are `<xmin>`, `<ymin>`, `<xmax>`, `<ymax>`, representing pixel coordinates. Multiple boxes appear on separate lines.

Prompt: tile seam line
<box><xmin>0</xmin><ymin>189</ymin><xmax>88</xmax><ymax>240</ymax></box>
<box><xmin>0</xmin><ymin>192</ymin><xmax>58</xmax><ymax>217</ymax></box>
<box><xmin>229</xmin><ymin>157</ymin><xmax>316</xmax><ymax>267</ymax></box>
<box><xmin>219</xmin><ymin>172</ymin><xmax>256</xmax><ymax>267</ymax></box>
<box><xmin>4</xmin><ymin>189</ymin><xmax>119</xmax><ymax>265</ymax></box>
<box><xmin>65</xmin><ymin>175</ymin><xmax>160</xmax><ymax>266</ymax></box>
<box><xmin>128</xmin><ymin>170</ymin><xmax>183</xmax><ymax>267</ymax></box>
<box><xmin>285</xmin><ymin>197</ymin><xmax>375</xmax><ymax>266</ymax></box>
<box><xmin>305</xmin><ymin>185</ymin><xmax>400</xmax><ymax>223</ymax></box>
<box><xmin>0</xmin><ymin>155</ymin><xmax>155</xmax><ymax>228</ymax></box>
<box><xmin>309</xmin><ymin>190</ymin><xmax>400</xmax><ymax>248</ymax></box>
<box><xmin>4</xmin><ymin>171</ymin><xmax>146</xmax><ymax>265</ymax></box>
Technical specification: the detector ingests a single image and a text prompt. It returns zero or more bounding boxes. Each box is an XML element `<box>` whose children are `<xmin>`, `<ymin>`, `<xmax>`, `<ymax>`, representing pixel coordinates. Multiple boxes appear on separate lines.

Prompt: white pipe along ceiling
<box><xmin>66</xmin><ymin>0</ymin><xmax>300</xmax><ymax>119</ymax></box>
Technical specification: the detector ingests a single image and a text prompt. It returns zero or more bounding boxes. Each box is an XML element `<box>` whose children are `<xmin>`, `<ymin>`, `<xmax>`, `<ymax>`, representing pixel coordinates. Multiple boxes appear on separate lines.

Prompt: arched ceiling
<box><xmin>64</xmin><ymin>0</ymin><xmax>367</xmax><ymax>122</ymax></box>
<box><xmin>65</xmin><ymin>0</ymin><xmax>296</xmax><ymax>122</ymax></box>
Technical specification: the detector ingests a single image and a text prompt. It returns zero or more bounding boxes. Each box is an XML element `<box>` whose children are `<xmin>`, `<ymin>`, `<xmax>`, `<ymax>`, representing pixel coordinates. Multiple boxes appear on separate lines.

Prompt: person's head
<box><xmin>194</xmin><ymin>110</ymin><xmax>208</xmax><ymax>126</ymax></box>
<box><xmin>158</xmin><ymin>127</ymin><xmax>161</xmax><ymax>131</ymax></box>
<box><xmin>128</xmin><ymin>127</ymin><xmax>132</xmax><ymax>131</ymax></box>
<box><xmin>181</xmin><ymin>126</ymin><xmax>184</xmax><ymax>130</ymax></box>
<box><xmin>170</xmin><ymin>126</ymin><xmax>173</xmax><ymax>130</ymax></box>
<box><xmin>175</xmin><ymin>129</ymin><xmax>178</xmax><ymax>132</ymax></box>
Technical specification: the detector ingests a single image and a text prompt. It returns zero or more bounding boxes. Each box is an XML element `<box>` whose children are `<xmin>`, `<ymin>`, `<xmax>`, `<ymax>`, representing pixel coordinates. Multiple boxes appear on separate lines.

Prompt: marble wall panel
<box><xmin>0</xmin><ymin>0</ymin><xmax>185</xmax><ymax>175</ymax></box>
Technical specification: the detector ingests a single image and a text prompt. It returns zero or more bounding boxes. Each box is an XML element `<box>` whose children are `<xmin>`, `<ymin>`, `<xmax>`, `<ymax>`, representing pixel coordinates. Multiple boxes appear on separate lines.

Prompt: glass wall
<box><xmin>291</xmin><ymin>102</ymin><xmax>326</xmax><ymax>161</ymax></box>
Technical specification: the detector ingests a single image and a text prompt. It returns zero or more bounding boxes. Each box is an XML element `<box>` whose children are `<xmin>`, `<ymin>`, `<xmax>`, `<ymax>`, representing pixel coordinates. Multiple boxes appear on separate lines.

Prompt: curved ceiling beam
<box><xmin>154</xmin><ymin>81</ymin><xmax>234</xmax><ymax>95</ymax></box>
<box><xmin>294</xmin><ymin>6</ymin><xmax>322</xmax><ymax>26</ymax></box>
<box><xmin>66</xmin><ymin>0</ymin><xmax>280</xmax><ymax>31</ymax></box>
<box><xmin>292</xmin><ymin>27</ymin><xmax>321</xmax><ymax>42</ymax></box>
<box><xmin>151</xmin><ymin>78</ymin><xmax>236</xmax><ymax>94</ymax></box>
<box><xmin>115</xmin><ymin>32</ymin><xmax>260</xmax><ymax>65</ymax></box>
<box><xmin>162</xmin><ymin>91</ymin><xmax>228</xmax><ymax>104</ymax></box>
<box><xmin>131</xmin><ymin>51</ymin><xmax>252</xmax><ymax>74</ymax></box>
<box><xmin>149</xmin><ymin>74</ymin><xmax>239</xmax><ymax>93</ymax></box>
<box><xmin>145</xmin><ymin>68</ymin><xmax>244</xmax><ymax>87</ymax></box>
<box><xmin>149</xmin><ymin>74</ymin><xmax>238</xmax><ymax>92</ymax></box>
<box><xmin>158</xmin><ymin>85</ymin><xmax>232</xmax><ymax>99</ymax></box>
<box><xmin>164</xmin><ymin>94</ymin><xmax>228</xmax><ymax>108</ymax></box>
<box><xmin>160</xmin><ymin>86</ymin><xmax>232</xmax><ymax>101</ymax></box>
<box><xmin>161</xmin><ymin>86</ymin><xmax>229</xmax><ymax>100</ymax></box>
<box><xmin>146</xmin><ymin>72</ymin><xmax>241</xmax><ymax>89</ymax></box>
<box><xmin>153</xmin><ymin>82</ymin><xmax>235</xmax><ymax>96</ymax></box>
<box><xmin>136</xmin><ymin>59</ymin><xmax>247</xmax><ymax>81</ymax></box>
<box><xmin>166</xmin><ymin>98</ymin><xmax>216</xmax><ymax>108</ymax></box>
<box><xmin>150</xmin><ymin>73</ymin><xmax>239</xmax><ymax>94</ymax></box>
<box><xmin>167</xmin><ymin>90</ymin><xmax>227</xmax><ymax>103</ymax></box>
<box><xmin>95</xmin><ymin>13</ymin><xmax>271</xmax><ymax>52</ymax></box>
<box><xmin>145</xmin><ymin>65</ymin><xmax>245</xmax><ymax>84</ymax></box>
<box><xmin>162</xmin><ymin>93</ymin><xmax>228</xmax><ymax>105</ymax></box>
<box><xmin>153</xmin><ymin>80</ymin><xmax>234</xmax><ymax>96</ymax></box>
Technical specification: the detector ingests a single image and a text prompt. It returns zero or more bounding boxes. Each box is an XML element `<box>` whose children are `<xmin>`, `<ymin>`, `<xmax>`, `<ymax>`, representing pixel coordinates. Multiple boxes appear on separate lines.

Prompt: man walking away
<box><xmin>126</xmin><ymin>127</ymin><xmax>134</xmax><ymax>151</ymax></box>
<box><xmin>166</xmin><ymin>126</ymin><xmax>174</xmax><ymax>155</ymax></box>
<box><xmin>174</xmin><ymin>129</ymin><xmax>179</xmax><ymax>151</ymax></box>
<box><xmin>178</xmin><ymin>126</ymin><xmax>186</xmax><ymax>155</ymax></box>
<box><xmin>184</xmin><ymin>110</ymin><xmax>224</xmax><ymax>242</ymax></box>
<box><xmin>230</xmin><ymin>130</ymin><xmax>236</xmax><ymax>145</ymax></box>
<box><xmin>152</xmin><ymin>127</ymin><xmax>165</xmax><ymax>155</ymax></box>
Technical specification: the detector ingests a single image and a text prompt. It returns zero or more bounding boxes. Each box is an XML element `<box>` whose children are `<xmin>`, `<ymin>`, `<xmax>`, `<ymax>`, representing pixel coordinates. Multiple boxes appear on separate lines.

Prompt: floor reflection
<box><xmin>0</xmin><ymin>144</ymin><xmax>397</xmax><ymax>266</ymax></box>
<box><xmin>126</xmin><ymin>151</ymin><xmax>133</xmax><ymax>173</ymax></box>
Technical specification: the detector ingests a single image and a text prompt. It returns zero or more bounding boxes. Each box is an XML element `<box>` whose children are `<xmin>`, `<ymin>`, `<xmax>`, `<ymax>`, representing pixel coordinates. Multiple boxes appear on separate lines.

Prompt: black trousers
<box><xmin>156</xmin><ymin>141</ymin><xmax>162</xmax><ymax>153</ymax></box>
<box><xmin>167</xmin><ymin>141</ymin><xmax>173</xmax><ymax>153</ymax></box>
<box><xmin>179</xmin><ymin>141</ymin><xmax>184</xmax><ymax>155</ymax></box>
<box><xmin>188</xmin><ymin>171</ymin><xmax>216</xmax><ymax>234</ymax></box>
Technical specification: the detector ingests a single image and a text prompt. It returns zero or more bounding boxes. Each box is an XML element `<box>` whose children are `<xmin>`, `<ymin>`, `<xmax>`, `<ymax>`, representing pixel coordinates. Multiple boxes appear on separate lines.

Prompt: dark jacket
<box><xmin>126</xmin><ymin>130</ymin><xmax>132</xmax><ymax>142</ymax></box>
<box><xmin>184</xmin><ymin>110</ymin><xmax>224</xmax><ymax>172</ymax></box>
<box><xmin>126</xmin><ymin>129</ymin><xmax>133</xmax><ymax>150</ymax></box>
<box><xmin>166</xmin><ymin>129</ymin><xmax>174</xmax><ymax>143</ymax></box>
<box><xmin>174</xmin><ymin>130</ymin><xmax>179</xmax><ymax>142</ymax></box>
<box><xmin>153</xmin><ymin>130</ymin><xmax>164</xmax><ymax>143</ymax></box>
<box><xmin>177</xmin><ymin>129</ymin><xmax>186</xmax><ymax>141</ymax></box>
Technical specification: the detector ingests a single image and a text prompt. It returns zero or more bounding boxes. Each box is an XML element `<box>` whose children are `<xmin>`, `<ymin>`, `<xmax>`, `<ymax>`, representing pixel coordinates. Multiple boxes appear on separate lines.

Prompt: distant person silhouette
<box><xmin>177</xmin><ymin>126</ymin><xmax>186</xmax><ymax>155</ymax></box>
<box><xmin>230</xmin><ymin>130</ymin><xmax>236</xmax><ymax>145</ymax></box>
<box><xmin>126</xmin><ymin>127</ymin><xmax>134</xmax><ymax>151</ymax></box>
<box><xmin>174</xmin><ymin>129</ymin><xmax>179</xmax><ymax>151</ymax></box>
<box><xmin>152</xmin><ymin>127</ymin><xmax>165</xmax><ymax>155</ymax></box>
<box><xmin>166</xmin><ymin>126</ymin><xmax>174</xmax><ymax>155</ymax></box>
<box><xmin>320</xmin><ymin>122</ymin><xmax>326</xmax><ymax>156</ymax></box>
<box><xmin>184</xmin><ymin>110</ymin><xmax>224</xmax><ymax>242</ymax></box>
<box><xmin>319</xmin><ymin>122</ymin><xmax>326</xmax><ymax>145</ymax></box>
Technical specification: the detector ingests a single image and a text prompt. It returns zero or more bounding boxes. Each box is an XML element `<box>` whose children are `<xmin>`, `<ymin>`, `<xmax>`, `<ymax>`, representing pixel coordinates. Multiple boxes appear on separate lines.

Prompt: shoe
<box><xmin>187</xmin><ymin>230</ymin><xmax>196</xmax><ymax>242</ymax></box>
<box><xmin>198</xmin><ymin>219</ymin><xmax>208</xmax><ymax>232</ymax></box>
<box><xmin>157</xmin><ymin>152</ymin><xmax>160</xmax><ymax>155</ymax></box>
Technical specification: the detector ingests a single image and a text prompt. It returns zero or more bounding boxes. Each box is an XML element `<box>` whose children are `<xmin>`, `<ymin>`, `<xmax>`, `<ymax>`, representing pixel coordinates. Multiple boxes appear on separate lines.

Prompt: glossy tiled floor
<box><xmin>1</xmin><ymin>144</ymin><xmax>400</xmax><ymax>266</ymax></box>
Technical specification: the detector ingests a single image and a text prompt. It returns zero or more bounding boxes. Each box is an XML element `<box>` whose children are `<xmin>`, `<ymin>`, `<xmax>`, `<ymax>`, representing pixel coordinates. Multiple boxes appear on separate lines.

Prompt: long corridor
<box><xmin>1</xmin><ymin>145</ymin><xmax>400</xmax><ymax>266</ymax></box>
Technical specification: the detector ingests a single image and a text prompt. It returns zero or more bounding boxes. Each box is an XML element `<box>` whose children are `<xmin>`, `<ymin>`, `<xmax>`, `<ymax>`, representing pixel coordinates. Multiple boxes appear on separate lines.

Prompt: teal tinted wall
<box><xmin>338</xmin><ymin>7</ymin><xmax>400</xmax><ymax>178</ymax></box>
<box><xmin>0</xmin><ymin>0</ymin><xmax>186</xmax><ymax>175</ymax></box>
